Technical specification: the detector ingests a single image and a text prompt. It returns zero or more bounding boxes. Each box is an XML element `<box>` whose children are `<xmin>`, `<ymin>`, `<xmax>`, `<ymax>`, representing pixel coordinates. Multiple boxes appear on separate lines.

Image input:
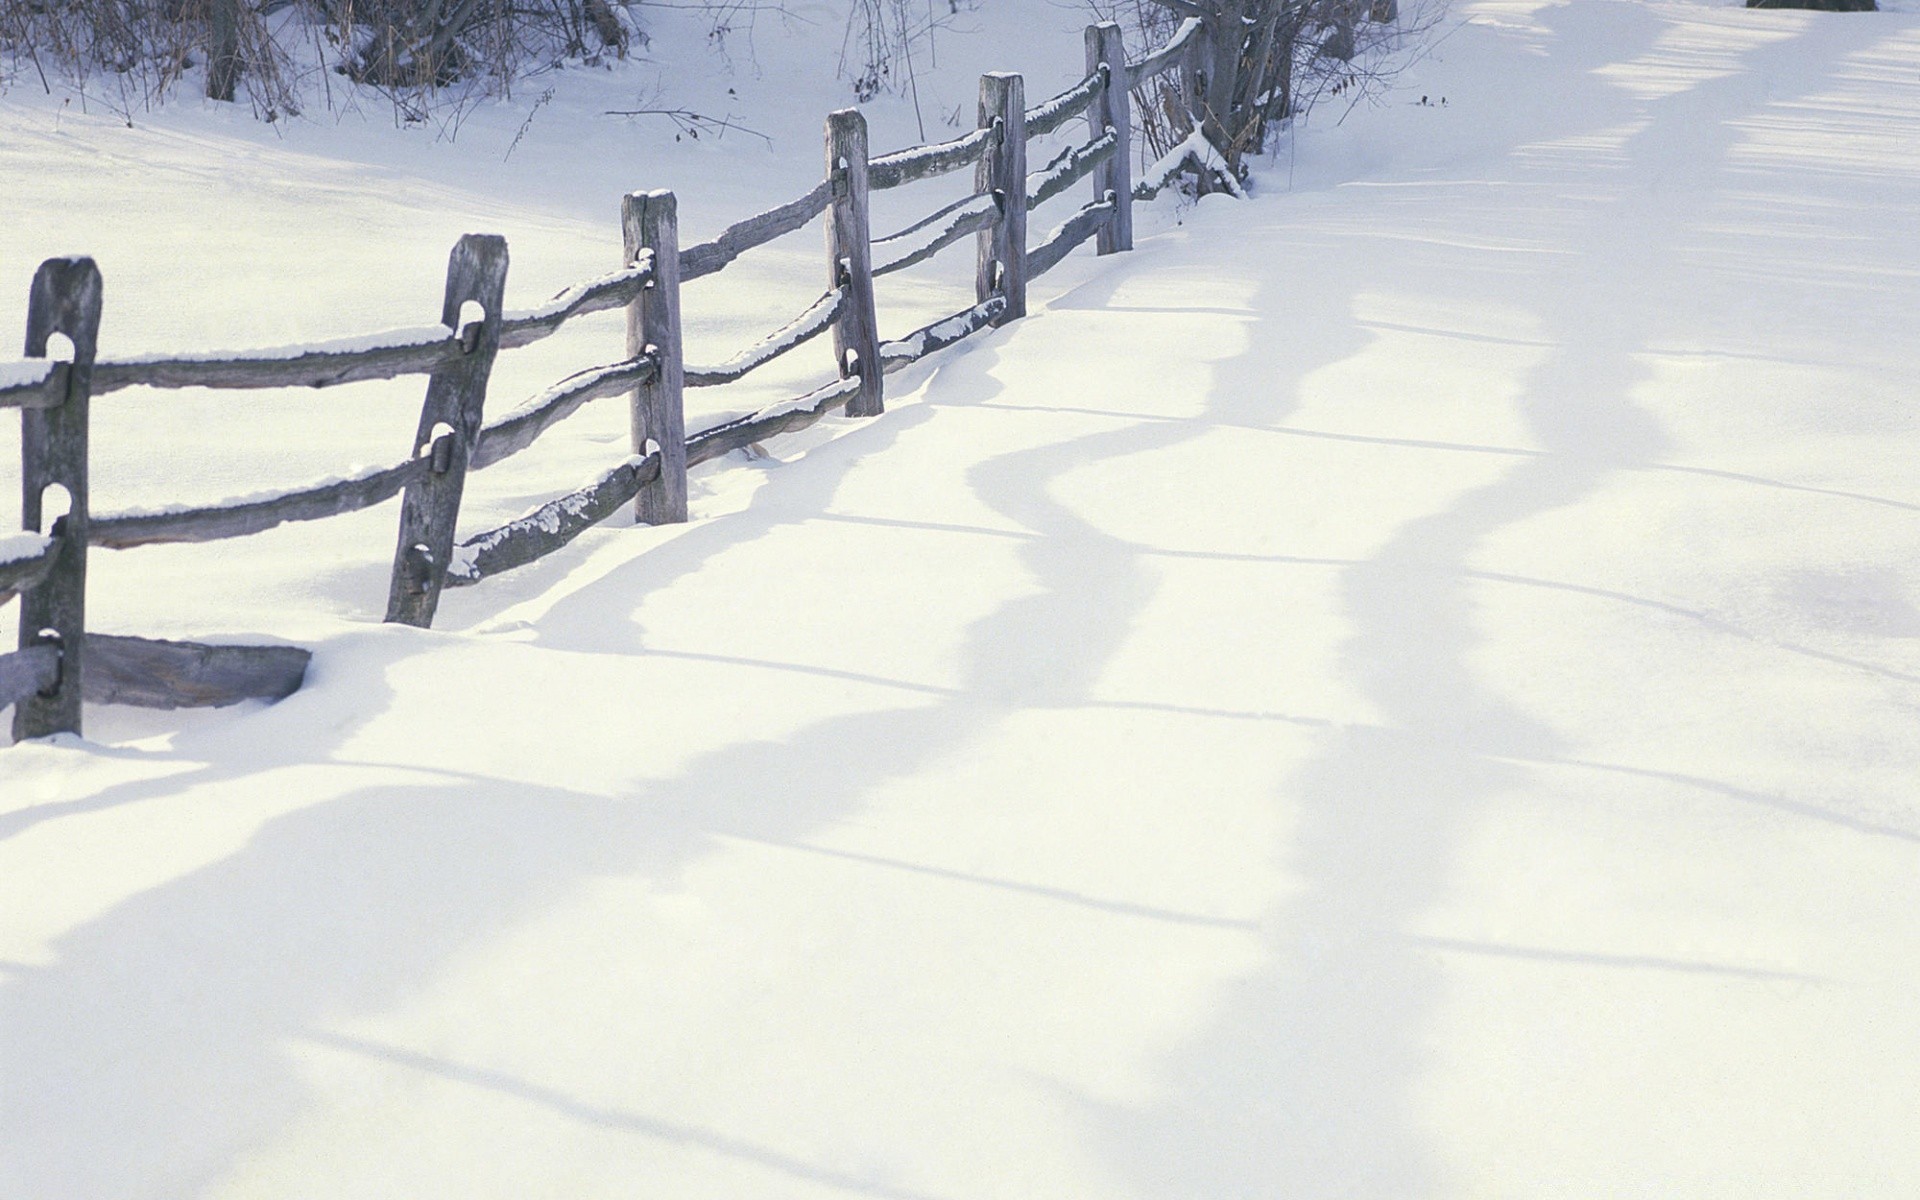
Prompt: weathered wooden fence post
<box><xmin>826</xmin><ymin>108</ymin><xmax>884</xmax><ymax>418</ymax></box>
<box><xmin>976</xmin><ymin>72</ymin><xmax>1029</xmax><ymax>325</ymax></box>
<box><xmin>623</xmin><ymin>189</ymin><xmax>688</xmax><ymax>524</ymax></box>
<box><xmin>385</xmin><ymin>234</ymin><xmax>509</xmax><ymax>628</ymax></box>
<box><xmin>14</xmin><ymin>257</ymin><xmax>101</xmax><ymax>741</ymax></box>
<box><xmin>1086</xmin><ymin>21</ymin><xmax>1134</xmax><ymax>254</ymax></box>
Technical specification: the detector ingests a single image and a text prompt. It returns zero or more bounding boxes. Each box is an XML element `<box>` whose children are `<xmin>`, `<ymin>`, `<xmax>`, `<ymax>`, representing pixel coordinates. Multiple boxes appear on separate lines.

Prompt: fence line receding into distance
<box><xmin>0</xmin><ymin>17</ymin><xmax>1221</xmax><ymax>742</ymax></box>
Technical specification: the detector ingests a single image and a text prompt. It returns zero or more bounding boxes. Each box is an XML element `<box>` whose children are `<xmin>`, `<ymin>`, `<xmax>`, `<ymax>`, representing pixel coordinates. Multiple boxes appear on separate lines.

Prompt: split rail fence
<box><xmin>0</xmin><ymin>18</ymin><xmax>1216</xmax><ymax>742</ymax></box>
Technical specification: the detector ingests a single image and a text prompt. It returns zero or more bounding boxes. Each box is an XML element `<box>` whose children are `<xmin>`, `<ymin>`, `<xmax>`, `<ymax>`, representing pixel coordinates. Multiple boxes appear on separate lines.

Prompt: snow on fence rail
<box><xmin>0</xmin><ymin>20</ymin><xmax>1206</xmax><ymax>742</ymax></box>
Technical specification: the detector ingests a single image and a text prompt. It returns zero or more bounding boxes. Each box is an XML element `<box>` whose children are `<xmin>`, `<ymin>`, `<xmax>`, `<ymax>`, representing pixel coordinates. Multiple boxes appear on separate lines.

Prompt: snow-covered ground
<box><xmin>4</xmin><ymin>0</ymin><xmax>1920</xmax><ymax>1195</ymax></box>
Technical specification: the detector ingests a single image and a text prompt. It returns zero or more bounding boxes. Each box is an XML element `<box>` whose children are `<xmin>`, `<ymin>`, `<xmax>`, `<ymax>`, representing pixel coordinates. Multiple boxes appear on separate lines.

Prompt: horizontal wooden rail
<box><xmin>1028</xmin><ymin>132</ymin><xmax>1119</xmax><ymax>210</ymax></box>
<box><xmin>873</xmin><ymin>193</ymin><xmax>999</xmax><ymax>277</ymax></box>
<box><xmin>6</xmin><ymin>16</ymin><xmax>1216</xmax><ymax>733</ymax></box>
<box><xmin>868</xmin><ymin>126</ymin><xmax>995</xmax><ymax>191</ymax></box>
<box><xmin>0</xmin><ymin>533</ymin><xmax>57</xmax><ymax>600</ymax></box>
<box><xmin>679</xmin><ymin>183</ymin><xmax>832</xmax><ymax>282</ymax></box>
<box><xmin>0</xmin><ymin>268</ymin><xmax>652</xmax><ymax>409</ymax></box>
<box><xmin>0</xmin><ymin>360</ymin><xmax>62</xmax><ymax>410</ymax></box>
<box><xmin>473</xmin><ymin>357</ymin><xmax>656</xmax><ymax>471</ymax></box>
<box><xmin>0</xmin><ymin>644</ymin><xmax>59</xmax><ymax>711</ymax></box>
<box><xmin>447</xmin><ymin>453</ymin><xmax>662</xmax><ymax>587</ymax></box>
<box><xmin>91</xmin><ymin>455</ymin><xmax>432</xmax><ymax>548</ymax></box>
<box><xmin>1126</xmin><ymin>17</ymin><xmax>1203</xmax><ymax>88</ymax></box>
<box><xmin>91</xmin><ymin>326</ymin><xmax>465</xmax><ymax>394</ymax></box>
<box><xmin>878</xmin><ymin>296</ymin><xmax>1007</xmax><ymax>373</ymax></box>
<box><xmin>686</xmin><ymin>376</ymin><xmax>864</xmax><ymax>465</ymax></box>
<box><xmin>85</xmin><ymin>634</ymin><xmax>310</xmax><ymax>708</ymax></box>
<box><xmin>496</xmin><ymin>257</ymin><xmax>654</xmax><ymax>349</ymax></box>
<box><xmin>1029</xmin><ymin>195</ymin><xmax>1120</xmax><ymax>278</ymax></box>
<box><xmin>1025</xmin><ymin>69</ymin><xmax>1105</xmax><ymax>141</ymax></box>
<box><xmin>685</xmin><ymin>288</ymin><xmax>846</xmax><ymax>387</ymax></box>
<box><xmin>447</xmin><ymin>292</ymin><xmax>1018</xmax><ymax>588</ymax></box>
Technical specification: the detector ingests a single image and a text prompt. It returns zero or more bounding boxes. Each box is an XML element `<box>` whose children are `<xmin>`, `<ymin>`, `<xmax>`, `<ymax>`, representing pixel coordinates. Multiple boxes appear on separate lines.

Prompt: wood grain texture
<box><xmin>472</xmin><ymin>357</ymin><xmax>656</xmax><ymax>471</ymax></box>
<box><xmin>873</xmin><ymin>195</ymin><xmax>998</xmax><ymax>278</ymax></box>
<box><xmin>1125</xmin><ymin>16</ymin><xmax>1203</xmax><ymax>88</ymax></box>
<box><xmin>14</xmin><ymin>256</ymin><xmax>100</xmax><ymax>741</ymax></box>
<box><xmin>684</xmin><ymin>289</ymin><xmax>844</xmax><ymax>387</ymax></box>
<box><xmin>91</xmin><ymin>458</ymin><xmax>431</xmax><ymax>548</ymax></box>
<box><xmin>0</xmin><ymin>362</ymin><xmax>63</xmax><ymax>410</ymax></box>
<box><xmin>828</xmin><ymin>110</ymin><xmax>885</xmax><ymax>419</ymax></box>
<box><xmin>88</xmin><ymin>334</ymin><xmax>463</xmax><ymax>394</ymax></box>
<box><xmin>83</xmin><ymin>634</ymin><xmax>309</xmax><ymax>709</ymax></box>
<box><xmin>450</xmin><ymin>289</ymin><xmax>1008</xmax><ymax>588</ymax></box>
<box><xmin>625</xmin><ymin>190</ymin><xmax>689</xmax><ymax>525</ymax></box>
<box><xmin>496</xmin><ymin>258</ymin><xmax>653</xmax><ymax>349</ymax></box>
<box><xmin>1028</xmin><ymin>132</ymin><xmax>1116</xmax><ymax>211</ymax></box>
<box><xmin>977</xmin><ymin>73</ymin><xmax>1029</xmax><ymax>325</ymax></box>
<box><xmin>1028</xmin><ymin>196</ymin><xmax>1118</xmax><ymax>278</ymax></box>
<box><xmin>0</xmin><ymin>535</ymin><xmax>57</xmax><ymax>599</ymax></box>
<box><xmin>867</xmin><ymin>126</ymin><xmax>994</xmax><ymax>191</ymax></box>
<box><xmin>385</xmin><ymin>234</ymin><xmax>510</xmax><ymax>628</ymax></box>
<box><xmin>1024</xmin><ymin>71</ymin><xmax>1103</xmax><ymax>140</ymax></box>
<box><xmin>678</xmin><ymin>183</ymin><xmax>832</xmax><ymax>282</ymax></box>
<box><xmin>447</xmin><ymin>454</ymin><xmax>661</xmax><ymax>587</ymax></box>
<box><xmin>877</xmin><ymin>297</ymin><xmax>1006</xmax><ymax>373</ymax></box>
<box><xmin>1086</xmin><ymin>23</ymin><xmax>1134</xmax><ymax>255</ymax></box>
<box><xmin>685</xmin><ymin>378</ymin><xmax>863</xmax><ymax>465</ymax></box>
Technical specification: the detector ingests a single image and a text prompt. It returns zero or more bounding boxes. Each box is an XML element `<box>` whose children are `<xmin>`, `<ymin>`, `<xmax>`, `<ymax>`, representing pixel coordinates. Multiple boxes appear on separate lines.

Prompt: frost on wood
<box><xmin>1024</xmin><ymin>70</ymin><xmax>1104</xmax><ymax>140</ymax></box>
<box><xmin>684</xmin><ymin>377</ymin><xmax>864</xmax><ymax>464</ymax></box>
<box><xmin>0</xmin><ymin>359</ymin><xmax>60</xmax><ymax>408</ymax></box>
<box><xmin>0</xmin><ymin>531</ymin><xmax>55</xmax><ymax>569</ymax></box>
<box><xmin>497</xmin><ymin>256</ymin><xmax>654</xmax><ymax>349</ymax></box>
<box><xmin>873</xmin><ymin>194</ymin><xmax>1000</xmax><ymax>278</ymax></box>
<box><xmin>473</xmin><ymin>357</ymin><xmax>658</xmax><ymax>470</ymax></box>
<box><xmin>877</xmin><ymin>298</ymin><xmax>1006</xmax><ymax>372</ymax></box>
<box><xmin>89</xmin><ymin>324</ymin><xmax>463</xmax><ymax>394</ymax></box>
<box><xmin>1125</xmin><ymin>17</ymin><xmax>1203</xmax><ymax>88</ymax></box>
<box><xmin>91</xmin><ymin>458</ymin><xmax>432</xmax><ymax>547</ymax></box>
<box><xmin>448</xmin><ymin>455</ymin><xmax>661</xmax><ymax>585</ymax></box>
<box><xmin>684</xmin><ymin>288</ymin><xmax>846</xmax><ymax>386</ymax></box>
<box><xmin>679</xmin><ymin>183</ymin><xmax>833</xmax><ymax>282</ymax></box>
<box><xmin>868</xmin><ymin>127</ymin><xmax>995</xmax><ymax>191</ymax></box>
<box><xmin>1028</xmin><ymin>196</ymin><xmax>1119</xmax><ymax>277</ymax></box>
<box><xmin>0</xmin><ymin>533</ymin><xmax>58</xmax><ymax>599</ymax></box>
<box><xmin>1027</xmin><ymin>133</ymin><xmax>1118</xmax><ymax>211</ymax></box>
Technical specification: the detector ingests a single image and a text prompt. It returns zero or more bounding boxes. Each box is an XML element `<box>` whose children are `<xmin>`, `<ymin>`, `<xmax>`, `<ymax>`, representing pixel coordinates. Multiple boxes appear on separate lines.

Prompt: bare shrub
<box><xmin>0</xmin><ymin>0</ymin><xmax>638</xmax><ymax>121</ymax></box>
<box><xmin>1093</xmin><ymin>0</ymin><xmax>1443</xmax><ymax>181</ymax></box>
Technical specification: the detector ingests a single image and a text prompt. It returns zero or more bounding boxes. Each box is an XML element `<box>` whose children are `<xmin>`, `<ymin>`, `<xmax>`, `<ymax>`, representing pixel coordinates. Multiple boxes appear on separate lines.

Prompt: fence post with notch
<box><xmin>14</xmin><ymin>257</ymin><xmax>102</xmax><ymax>741</ymax></box>
<box><xmin>826</xmin><ymin>108</ymin><xmax>884</xmax><ymax>418</ymax></box>
<box><xmin>1086</xmin><ymin>21</ymin><xmax>1133</xmax><ymax>254</ymax></box>
<box><xmin>385</xmin><ymin>233</ymin><xmax>509</xmax><ymax>628</ymax></box>
<box><xmin>976</xmin><ymin>72</ymin><xmax>1028</xmax><ymax>325</ymax></box>
<box><xmin>623</xmin><ymin>189</ymin><xmax>687</xmax><ymax>525</ymax></box>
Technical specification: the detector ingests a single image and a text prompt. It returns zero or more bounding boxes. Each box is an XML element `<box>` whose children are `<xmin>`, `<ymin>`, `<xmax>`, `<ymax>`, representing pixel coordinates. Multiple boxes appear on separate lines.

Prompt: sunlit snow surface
<box><xmin>3</xmin><ymin>0</ymin><xmax>1919</xmax><ymax>1195</ymax></box>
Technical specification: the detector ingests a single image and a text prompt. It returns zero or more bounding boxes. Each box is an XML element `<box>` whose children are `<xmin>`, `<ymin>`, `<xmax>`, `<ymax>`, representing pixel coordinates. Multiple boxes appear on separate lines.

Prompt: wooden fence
<box><xmin>0</xmin><ymin>18</ymin><xmax>1216</xmax><ymax>742</ymax></box>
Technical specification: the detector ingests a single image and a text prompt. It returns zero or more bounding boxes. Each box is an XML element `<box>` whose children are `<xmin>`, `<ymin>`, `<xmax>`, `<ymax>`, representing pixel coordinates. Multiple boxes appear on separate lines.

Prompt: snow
<box><xmin>109</xmin><ymin>323</ymin><xmax>455</xmax><ymax>366</ymax></box>
<box><xmin>0</xmin><ymin>359</ymin><xmax>56</xmax><ymax>390</ymax></box>
<box><xmin>0</xmin><ymin>531</ymin><xmax>53</xmax><ymax>566</ymax></box>
<box><xmin>5</xmin><ymin>0</ymin><xmax>1920</xmax><ymax>1196</ymax></box>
